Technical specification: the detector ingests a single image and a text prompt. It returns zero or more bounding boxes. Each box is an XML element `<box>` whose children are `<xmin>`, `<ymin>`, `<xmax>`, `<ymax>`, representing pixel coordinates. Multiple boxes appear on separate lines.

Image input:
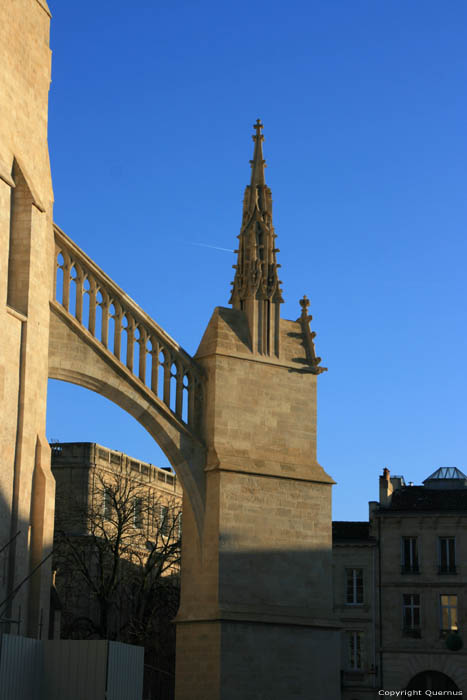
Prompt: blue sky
<box><xmin>46</xmin><ymin>1</ymin><xmax>467</xmax><ymax>521</ymax></box>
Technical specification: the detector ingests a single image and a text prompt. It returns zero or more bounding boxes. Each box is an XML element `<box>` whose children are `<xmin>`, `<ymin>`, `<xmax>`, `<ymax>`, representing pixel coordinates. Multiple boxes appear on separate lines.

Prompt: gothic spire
<box><xmin>230</xmin><ymin>120</ymin><xmax>283</xmax><ymax>356</ymax></box>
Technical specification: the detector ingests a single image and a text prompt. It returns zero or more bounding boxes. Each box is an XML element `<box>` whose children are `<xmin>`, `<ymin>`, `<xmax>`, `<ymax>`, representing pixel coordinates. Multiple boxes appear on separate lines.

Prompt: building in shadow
<box><xmin>334</xmin><ymin>466</ymin><xmax>467</xmax><ymax>697</ymax></box>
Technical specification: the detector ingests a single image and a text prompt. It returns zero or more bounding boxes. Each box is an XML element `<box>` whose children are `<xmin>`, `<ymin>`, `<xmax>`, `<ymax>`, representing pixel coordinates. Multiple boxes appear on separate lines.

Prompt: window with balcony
<box><xmin>401</xmin><ymin>537</ymin><xmax>419</xmax><ymax>574</ymax></box>
<box><xmin>440</xmin><ymin>594</ymin><xmax>458</xmax><ymax>637</ymax></box>
<box><xmin>439</xmin><ymin>538</ymin><xmax>456</xmax><ymax>574</ymax></box>
<box><xmin>402</xmin><ymin>593</ymin><xmax>421</xmax><ymax>638</ymax></box>
<box><xmin>346</xmin><ymin>630</ymin><xmax>363</xmax><ymax>670</ymax></box>
<box><xmin>346</xmin><ymin>569</ymin><xmax>363</xmax><ymax>605</ymax></box>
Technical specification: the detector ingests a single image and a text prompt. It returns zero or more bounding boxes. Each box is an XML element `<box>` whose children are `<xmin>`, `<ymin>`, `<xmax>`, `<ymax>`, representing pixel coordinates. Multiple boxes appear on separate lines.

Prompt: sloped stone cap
<box><xmin>196</xmin><ymin>307</ymin><xmax>317</xmax><ymax>372</ymax></box>
<box><xmin>196</xmin><ymin>307</ymin><xmax>251</xmax><ymax>359</ymax></box>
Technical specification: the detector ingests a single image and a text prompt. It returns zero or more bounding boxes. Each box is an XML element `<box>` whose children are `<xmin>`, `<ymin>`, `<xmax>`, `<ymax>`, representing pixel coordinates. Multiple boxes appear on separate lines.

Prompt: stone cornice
<box><xmin>195</xmin><ymin>348</ymin><xmax>319</xmax><ymax>374</ymax></box>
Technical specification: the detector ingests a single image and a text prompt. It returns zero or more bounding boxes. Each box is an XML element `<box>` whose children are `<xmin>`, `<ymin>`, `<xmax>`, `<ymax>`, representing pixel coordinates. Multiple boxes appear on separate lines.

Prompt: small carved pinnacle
<box><xmin>299</xmin><ymin>295</ymin><xmax>310</xmax><ymax>314</ymax></box>
<box><xmin>297</xmin><ymin>295</ymin><xmax>327</xmax><ymax>374</ymax></box>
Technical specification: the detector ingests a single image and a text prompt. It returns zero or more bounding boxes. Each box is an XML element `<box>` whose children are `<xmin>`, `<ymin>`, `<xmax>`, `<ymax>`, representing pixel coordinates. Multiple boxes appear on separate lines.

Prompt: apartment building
<box><xmin>334</xmin><ymin>466</ymin><xmax>467</xmax><ymax>697</ymax></box>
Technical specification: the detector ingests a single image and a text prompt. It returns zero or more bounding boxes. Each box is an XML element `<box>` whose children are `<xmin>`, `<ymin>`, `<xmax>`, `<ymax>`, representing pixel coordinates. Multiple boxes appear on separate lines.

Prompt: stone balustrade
<box><xmin>53</xmin><ymin>224</ymin><xmax>203</xmax><ymax>430</ymax></box>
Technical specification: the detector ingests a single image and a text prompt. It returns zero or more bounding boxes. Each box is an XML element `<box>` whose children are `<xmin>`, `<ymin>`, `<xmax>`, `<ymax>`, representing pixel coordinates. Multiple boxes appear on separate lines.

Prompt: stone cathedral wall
<box><xmin>0</xmin><ymin>0</ymin><xmax>55</xmax><ymax>636</ymax></box>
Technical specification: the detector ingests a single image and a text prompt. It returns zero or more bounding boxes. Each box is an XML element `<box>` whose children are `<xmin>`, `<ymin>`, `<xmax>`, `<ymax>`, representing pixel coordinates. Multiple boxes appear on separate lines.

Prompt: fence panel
<box><xmin>0</xmin><ymin>633</ymin><xmax>43</xmax><ymax>700</ymax></box>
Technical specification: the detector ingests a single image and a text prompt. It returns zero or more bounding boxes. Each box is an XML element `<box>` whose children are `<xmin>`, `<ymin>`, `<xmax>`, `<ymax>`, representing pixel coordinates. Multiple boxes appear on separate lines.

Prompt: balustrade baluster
<box><xmin>101</xmin><ymin>293</ymin><xmax>109</xmax><ymax>347</ymax></box>
<box><xmin>150</xmin><ymin>339</ymin><xmax>160</xmax><ymax>394</ymax></box>
<box><xmin>175</xmin><ymin>363</ymin><xmax>184</xmax><ymax>417</ymax></box>
<box><xmin>188</xmin><ymin>374</ymin><xmax>196</xmax><ymax>428</ymax></box>
<box><xmin>54</xmin><ymin>245</ymin><xmax>60</xmax><ymax>300</ymax></box>
<box><xmin>138</xmin><ymin>327</ymin><xmax>147</xmax><ymax>382</ymax></box>
<box><xmin>75</xmin><ymin>266</ymin><xmax>84</xmax><ymax>323</ymax></box>
<box><xmin>163</xmin><ymin>352</ymin><xmax>171</xmax><ymax>406</ymax></box>
<box><xmin>88</xmin><ymin>279</ymin><xmax>97</xmax><ymax>335</ymax></box>
<box><xmin>62</xmin><ymin>253</ymin><xmax>71</xmax><ymax>311</ymax></box>
<box><xmin>114</xmin><ymin>305</ymin><xmax>122</xmax><ymax>360</ymax></box>
<box><xmin>126</xmin><ymin>317</ymin><xmax>135</xmax><ymax>372</ymax></box>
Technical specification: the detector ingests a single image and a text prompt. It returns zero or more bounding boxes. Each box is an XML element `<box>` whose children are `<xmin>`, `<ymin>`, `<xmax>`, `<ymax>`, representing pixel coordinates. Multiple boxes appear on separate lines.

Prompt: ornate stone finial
<box><xmin>253</xmin><ymin>118</ymin><xmax>263</xmax><ymax>139</ymax></box>
<box><xmin>297</xmin><ymin>295</ymin><xmax>327</xmax><ymax>374</ymax></box>
<box><xmin>249</xmin><ymin>118</ymin><xmax>266</xmax><ymax>190</ymax></box>
<box><xmin>299</xmin><ymin>295</ymin><xmax>310</xmax><ymax>317</ymax></box>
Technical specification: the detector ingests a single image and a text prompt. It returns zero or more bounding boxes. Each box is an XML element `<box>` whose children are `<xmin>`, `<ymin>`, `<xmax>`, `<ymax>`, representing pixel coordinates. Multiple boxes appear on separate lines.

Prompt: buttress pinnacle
<box><xmin>229</xmin><ymin>120</ymin><xmax>283</xmax><ymax>356</ymax></box>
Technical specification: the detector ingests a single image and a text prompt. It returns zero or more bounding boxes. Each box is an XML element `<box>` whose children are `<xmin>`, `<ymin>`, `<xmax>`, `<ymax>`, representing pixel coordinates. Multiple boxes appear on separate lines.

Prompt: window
<box><xmin>402</xmin><ymin>594</ymin><xmax>421</xmax><ymax>637</ymax></box>
<box><xmin>401</xmin><ymin>537</ymin><xmax>419</xmax><ymax>574</ymax></box>
<box><xmin>439</xmin><ymin>538</ymin><xmax>456</xmax><ymax>574</ymax></box>
<box><xmin>346</xmin><ymin>631</ymin><xmax>362</xmax><ymax>670</ymax></box>
<box><xmin>160</xmin><ymin>505</ymin><xmax>169</xmax><ymax>536</ymax></box>
<box><xmin>440</xmin><ymin>595</ymin><xmax>458</xmax><ymax>636</ymax></box>
<box><xmin>346</xmin><ymin>569</ymin><xmax>363</xmax><ymax>605</ymax></box>
<box><xmin>102</xmin><ymin>487</ymin><xmax>112</xmax><ymax>519</ymax></box>
<box><xmin>133</xmin><ymin>497</ymin><xmax>143</xmax><ymax>529</ymax></box>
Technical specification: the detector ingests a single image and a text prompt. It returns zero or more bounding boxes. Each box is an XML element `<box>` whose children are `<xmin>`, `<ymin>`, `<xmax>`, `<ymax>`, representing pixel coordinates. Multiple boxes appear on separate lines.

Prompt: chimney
<box><xmin>379</xmin><ymin>468</ymin><xmax>394</xmax><ymax>506</ymax></box>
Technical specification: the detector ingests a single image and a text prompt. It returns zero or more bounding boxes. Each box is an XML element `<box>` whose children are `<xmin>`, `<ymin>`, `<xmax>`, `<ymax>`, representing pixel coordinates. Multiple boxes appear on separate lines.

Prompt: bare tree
<box><xmin>53</xmin><ymin>469</ymin><xmax>181</xmax><ymax>650</ymax></box>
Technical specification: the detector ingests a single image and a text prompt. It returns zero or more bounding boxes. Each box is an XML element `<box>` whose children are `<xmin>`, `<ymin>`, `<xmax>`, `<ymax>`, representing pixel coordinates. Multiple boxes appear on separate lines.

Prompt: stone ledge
<box><xmin>6</xmin><ymin>305</ymin><xmax>28</xmax><ymax>323</ymax></box>
<box><xmin>176</xmin><ymin>610</ymin><xmax>340</xmax><ymax>629</ymax></box>
<box><xmin>205</xmin><ymin>461</ymin><xmax>335</xmax><ymax>485</ymax></box>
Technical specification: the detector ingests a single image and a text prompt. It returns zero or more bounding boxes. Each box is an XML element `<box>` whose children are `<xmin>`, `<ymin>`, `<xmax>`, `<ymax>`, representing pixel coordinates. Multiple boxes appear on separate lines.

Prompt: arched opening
<box><xmin>95</xmin><ymin>289</ymin><xmax>104</xmax><ymax>342</ymax></box>
<box><xmin>82</xmin><ymin>277</ymin><xmax>91</xmax><ymax>329</ymax></box>
<box><xmin>68</xmin><ymin>264</ymin><xmax>78</xmax><ymax>318</ymax></box>
<box><xmin>46</xmin><ymin>378</ymin><xmax>189</xmax><ymax>699</ymax></box>
<box><xmin>182</xmin><ymin>373</ymin><xmax>189</xmax><ymax>424</ymax></box>
<box><xmin>47</xmin><ymin>379</ymin><xmax>173</xmax><ymax>470</ymax></box>
<box><xmin>46</xmin><ymin>343</ymin><xmax>205</xmax><ymax>527</ymax></box>
<box><xmin>158</xmin><ymin>350</ymin><xmax>167</xmax><ymax>401</ymax></box>
<box><xmin>170</xmin><ymin>362</ymin><xmax>177</xmax><ymax>413</ymax></box>
<box><xmin>145</xmin><ymin>338</ymin><xmax>154</xmax><ymax>388</ymax></box>
<box><xmin>406</xmin><ymin>671</ymin><xmax>460</xmax><ymax>691</ymax></box>
<box><xmin>108</xmin><ymin>302</ymin><xmax>117</xmax><ymax>355</ymax></box>
<box><xmin>55</xmin><ymin>252</ymin><xmax>65</xmax><ymax>304</ymax></box>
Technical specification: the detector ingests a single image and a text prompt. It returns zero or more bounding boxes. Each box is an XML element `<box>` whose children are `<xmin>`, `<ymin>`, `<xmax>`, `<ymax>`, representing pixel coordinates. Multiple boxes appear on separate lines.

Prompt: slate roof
<box><xmin>332</xmin><ymin>521</ymin><xmax>370</xmax><ymax>541</ymax></box>
<box><xmin>387</xmin><ymin>486</ymin><xmax>467</xmax><ymax>512</ymax></box>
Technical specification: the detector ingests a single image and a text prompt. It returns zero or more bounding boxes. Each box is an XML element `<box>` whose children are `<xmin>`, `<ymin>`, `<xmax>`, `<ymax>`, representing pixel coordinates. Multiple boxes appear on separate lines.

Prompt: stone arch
<box><xmin>48</xmin><ymin>303</ymin><xmax>206</xmax><ymax>533</ymax></box>
<box><xmin>393</xmin><ymin>653</ymin><xmax>467</xmax><ymax>693</ymax></box>
<box><xmin>406</xmin><ymin>670</ymin><xmax>459</xmax><ymax>691</ymax></box>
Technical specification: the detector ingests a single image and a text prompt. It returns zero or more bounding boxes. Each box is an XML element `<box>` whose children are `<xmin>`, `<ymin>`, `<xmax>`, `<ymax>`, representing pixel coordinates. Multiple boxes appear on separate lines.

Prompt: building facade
<box><xmin>333</xmin><ymin>521</ymin><xmax>378</xmax><ymax>700</ymax></box>
<box><xmin>334</xmin><ymin>467</ymin><xmax>467</xmax><ymax>697</ymax></box>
